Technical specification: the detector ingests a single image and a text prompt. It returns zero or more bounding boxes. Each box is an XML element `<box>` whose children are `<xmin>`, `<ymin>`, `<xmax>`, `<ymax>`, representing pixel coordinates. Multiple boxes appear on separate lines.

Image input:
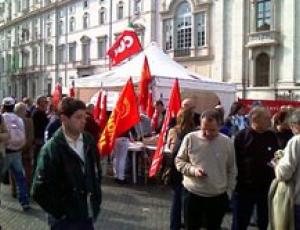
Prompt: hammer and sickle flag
<box><xmin>98</xmin><ymin>78</ymin><xmax>140</xmax><ymax>156</ymax></box>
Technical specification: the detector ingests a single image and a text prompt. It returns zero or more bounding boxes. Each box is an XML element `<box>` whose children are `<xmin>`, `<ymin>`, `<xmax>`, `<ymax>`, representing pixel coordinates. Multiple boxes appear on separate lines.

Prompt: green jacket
<box><xmin>31</xmin><ymin>128</ymin><xmax>102</xmax><ymax>221</ymax></box>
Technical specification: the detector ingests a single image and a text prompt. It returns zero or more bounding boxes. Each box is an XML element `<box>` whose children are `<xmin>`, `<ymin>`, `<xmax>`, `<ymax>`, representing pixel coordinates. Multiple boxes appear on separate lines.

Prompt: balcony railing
<box><xmin>174</xmin><ymin>48</ymin><xmax>191</xmax><ymax>57</ymax></box>
<box><xmin>246</xmin><ymin>30</ymin><xmax>280</xmax><ymax>48</ymax></box>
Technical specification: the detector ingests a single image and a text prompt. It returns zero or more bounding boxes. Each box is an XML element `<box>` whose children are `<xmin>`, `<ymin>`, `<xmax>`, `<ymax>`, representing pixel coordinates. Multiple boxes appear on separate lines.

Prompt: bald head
<box><xmin>182</xmin><ymin>98</ymin><xmax>195</xmax><ymax>110</ymax></box>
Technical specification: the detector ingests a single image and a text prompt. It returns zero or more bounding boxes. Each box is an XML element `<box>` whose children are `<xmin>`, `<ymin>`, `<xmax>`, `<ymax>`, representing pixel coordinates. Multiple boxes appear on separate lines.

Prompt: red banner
<box><xmin>149</xmin><ymin>79</ymin><xmax>181</xmax><ymax>177</ymax></box>
<box><xmin>52</xmin><ymin>83</ymin><xmax>62</xmax><ymax>111</ymax></box>
<box><xmin>107</xmin><ymin>30</ymin><xmax>142</xmax><ymax>66</ymax></box>
<box><xmin>238</xmin><ymin>98</ymin><xmax>300</xmax><ymax>115</ymax></box>
<box><xmin>139</xmin><ymin>56</ymin><xmax>152</xmax><ymax>112</ymax></box>
<box><xmin>98</xmin><ymin>78</ymin><xmax>140</xmax><ymax>156</ymax></box>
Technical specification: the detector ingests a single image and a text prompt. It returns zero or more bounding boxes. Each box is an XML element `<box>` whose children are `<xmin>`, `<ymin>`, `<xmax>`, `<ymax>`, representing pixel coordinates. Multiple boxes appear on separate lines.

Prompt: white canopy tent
<box><xmin>75</xmin><ymin>43</ymin><xmax>236</xmax><ymax>114</ymax></box>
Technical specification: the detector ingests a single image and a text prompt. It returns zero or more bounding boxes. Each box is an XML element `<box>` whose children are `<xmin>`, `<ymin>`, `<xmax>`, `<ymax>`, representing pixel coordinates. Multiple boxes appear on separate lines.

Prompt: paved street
<box><xmin>0</xmin><ymin>177</ymin><xmax>256</xmax><ymax>230</ymax></box>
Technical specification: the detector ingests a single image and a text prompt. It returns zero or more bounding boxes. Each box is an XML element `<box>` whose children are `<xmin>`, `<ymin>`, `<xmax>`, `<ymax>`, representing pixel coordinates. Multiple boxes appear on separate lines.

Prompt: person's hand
<box><xmin>195</xmin><ymin>167</ymin><xmax>207</xmax><ymax>178</ymax></box>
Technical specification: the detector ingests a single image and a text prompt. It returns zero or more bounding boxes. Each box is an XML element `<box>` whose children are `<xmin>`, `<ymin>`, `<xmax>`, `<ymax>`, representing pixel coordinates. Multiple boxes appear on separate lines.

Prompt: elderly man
<box><xmin>176</xmin><ymin>110</ymin><xmax>236</xmax><ymax>230</ymax></box>
<box><xmin>181</xmin><ymin>98</ymin><xmax>200</xmax><ymax>127</ymax></box>
<box><xmin>275</xmin><ymin>109</ymin><xmax>300</xmax><ymax>229</ymax></box>
<box><xmin>232</xmin><ymin>106</ymin><xmax>279</xmax><ymax>230</ymax></box>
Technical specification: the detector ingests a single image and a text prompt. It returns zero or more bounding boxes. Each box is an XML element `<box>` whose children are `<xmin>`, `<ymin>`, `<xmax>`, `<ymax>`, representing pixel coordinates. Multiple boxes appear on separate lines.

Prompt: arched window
<box><xmin>83</xmin><ymin>12</ymin><xmax>89</xmax><ymax>29</ymax></box>
<box><xmin>255</xmin><ymin>53</ymin><xmax>270</xmax><ymax>87</ymax></box>
<box><xmin>256</xmin><ymin>0</ymin><xmax>271</xmax><ymax>31</ymax></box>
<box><xmin>117</xmin><ymin>1</ymin><xmax>124</xmax><ymax>20</ymax></box>
<box><xmin>175</xmin><ymin>2</ymin><xmax>192</xmax><ymax>51</ymax></box>
<box><xmin>69</xmin><ymin>17</ymin><xmax>75</xmax><ymax>32</ymax></box>
<box><xmin>99</xmin><ymin>7</ymin><xmax>106</xmax><ymax>25</ymax></box>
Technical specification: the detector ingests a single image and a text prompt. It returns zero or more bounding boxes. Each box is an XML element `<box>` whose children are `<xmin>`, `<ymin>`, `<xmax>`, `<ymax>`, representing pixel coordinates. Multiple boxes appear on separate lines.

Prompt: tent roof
<box><xmin>75</xmin><ymin>43</ymin><xmax>236</xmax><ymax>92</ymax></box>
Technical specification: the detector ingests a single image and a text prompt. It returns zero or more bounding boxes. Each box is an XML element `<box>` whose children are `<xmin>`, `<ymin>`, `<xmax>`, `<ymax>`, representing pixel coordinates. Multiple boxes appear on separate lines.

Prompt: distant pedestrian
<box><xmin>1</xmin><ymin>97</ymin><xmax>30</xmax><ymax>211</ymax></box>
<box><xmin>32</xmin><ymin>97</ymin><xmax>102</xmax><ymax>230</ymax></box>
<box><xmin>32</xmin><ymin>95</ymin><xmax>49</xmax><ymax>171</ymax></box>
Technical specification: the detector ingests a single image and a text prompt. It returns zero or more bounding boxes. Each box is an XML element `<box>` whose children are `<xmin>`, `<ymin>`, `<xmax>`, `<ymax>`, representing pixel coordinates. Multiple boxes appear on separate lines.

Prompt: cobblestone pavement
<box><xmin>0</xmin><ymin>177</ymin><xmax>257</xmax><ymax>230</ymax></box>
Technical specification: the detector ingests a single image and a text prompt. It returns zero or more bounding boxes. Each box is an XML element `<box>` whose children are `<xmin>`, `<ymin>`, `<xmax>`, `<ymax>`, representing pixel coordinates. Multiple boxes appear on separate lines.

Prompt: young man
<box><xmin>176</xmin><ymin>110</ymin><xmax>236</xmax><ymax>230</ymax></box>
<box><xmin>32</xmin><ymin>97</ymin><xmax>102</xmax><ymax>230</ymax></box>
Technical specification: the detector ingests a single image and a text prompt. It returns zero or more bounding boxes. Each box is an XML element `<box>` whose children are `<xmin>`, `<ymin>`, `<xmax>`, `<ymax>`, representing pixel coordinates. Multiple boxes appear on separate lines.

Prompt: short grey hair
<box><xmin>289</xmin><ymin>109</ymin><xmax>300</xmax><ymax>125</ymax></box>
<box><xmin>248</xmin><ymin>106</ymin><xmax>269</xmax><ymax>121</ymax></box>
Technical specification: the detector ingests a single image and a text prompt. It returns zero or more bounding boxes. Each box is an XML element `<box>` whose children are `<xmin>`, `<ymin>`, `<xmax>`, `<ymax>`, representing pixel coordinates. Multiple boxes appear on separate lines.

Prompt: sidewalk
<box><xmin>0</xmin><ymin>177</ymin><xmax>257</xmax><ymax>230</ymax></box>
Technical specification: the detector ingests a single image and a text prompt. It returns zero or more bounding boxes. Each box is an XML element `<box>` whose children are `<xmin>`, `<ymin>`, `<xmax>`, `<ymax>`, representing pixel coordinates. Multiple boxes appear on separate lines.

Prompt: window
<box><xmin>59</xmin><ymin>10</ymin><xmax>64</xmax><ymax>18</ymax></box>
<box><xmin>58</xmin><ymin>20</ymin><xmax>64</xmax><ymax>35</ymax></box>
<box><xmin>32</xmin><ymin>46</ymin><xmax>38</xmax><ymax>65</ymax></box>
<box><xmin>46</xmin><ymin>45</ymin><xmax>53</xmax><ymax>65</ymax></box>
<box><xmin>69</xmin><ymin>43</ymin><xmax>76</xmax><ymax>63</ymax></box>
<box><xmin>0</xmin><ymin>57</ymin><xmax>4</xmax><ymax>73</ymax></box>
<box><xmin>82</xmin><ymin>43</ymin><xmax>90</xmax><ymax>65</ymax></box>
<box><xmin>97</xmin><ymin>38</ymin><xmax>106</xmax><ymax>58</ymax></box>
<box><xmin>69</xmin><ymin>17</ymin><xmax>75</xmax><ymax>32</ymax></box>
<box><xmin>196</xmin><ymin>12</ymin><xmax>206</xmax><ymax>47</ymax></box>
<box><xmin>22</xmin><ymin>50</ymin><xmax>29</xmax><ymax>68</ymax></box>
<box><xmin>176</xmin><ymin>2</ymin><xmax>192</xmax><ymax>50</ymax></box>
<box><xmin>99</xmin><ymin>7</ymin><xmax>106</xmax><ymax>25</ymax></box>
<box><xmin>58</xmin><ymin>45</ymin><xmax>65</xmax><ymax>64</ymax></box>
<box><xmin>164</xmin><ymin>19</ymin><xmax>173</xmax><ymax>50</ymax></box>
<box><xmin>134</xmin><ymin>0</ymin><xmax>142</xmax><ymax>14</ymax></box>
<box><xmin>256</xmin><ymin>0</ymin><xmax>271</xmax><ymax>31</ymax></box>
<box><xmin>117</xmin><ymin>1</ymin><xmax>124</xmax><ymax>20</ymax></box>
<box><xmin>47</xmin><ymin>23</ymin><xmax>52</xmax><ymax>37</ymax></box>
<box><xmin>69</xmin><ymin>6</ymin><xmax>75</xmax><ymax>14</ymax></box>
<box><xmin>83</xmin><ymin>13</ymin><xmax>89</xmax><ymax>29</ymax></box>
<box><xmin>255</xmin><ymin>53</ymin><xmax>270</xmax><ymax>87</ymax></box>
<box><xmin>83</xmin><ymin>0</ymin><xmax>88</xmax><ymax>8</ymax></box>
<box><xmin>16</xmin><ymin>0</ymin><xmax>21</xmax><ymax>13</ymax></box>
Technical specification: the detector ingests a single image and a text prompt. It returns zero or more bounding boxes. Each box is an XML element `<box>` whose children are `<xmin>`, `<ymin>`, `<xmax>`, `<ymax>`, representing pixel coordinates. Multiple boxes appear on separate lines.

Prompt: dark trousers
<box><xmin>231</xmin><ymin>190</ymin><xmax>268</xmax><ymax>230</ymax></box>
<box><xmin>51</xmin><ymin>218</ymin><xmax>94</xmax><ymax>230</ymax></box>
<box><xmin>183</xmin><ymin>189</ymin><xmax>228</xmax><ymax>230</ymax></box>
<box><xmin>170</xmin><ymin>184</ymin><xmax>182</xmax><ymax>230</ymax></box>
<box><xmin>296</xmin><ymin>205</ymin><xmax>300</xmax><ymax>230</ymax></box>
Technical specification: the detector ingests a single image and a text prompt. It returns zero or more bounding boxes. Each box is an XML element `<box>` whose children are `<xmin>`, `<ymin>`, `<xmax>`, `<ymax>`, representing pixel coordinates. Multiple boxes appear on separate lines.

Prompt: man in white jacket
<box><xmin>276</xmin><ymin>109</ymin><xmax>300</xmax><ymax>230</ymax></box>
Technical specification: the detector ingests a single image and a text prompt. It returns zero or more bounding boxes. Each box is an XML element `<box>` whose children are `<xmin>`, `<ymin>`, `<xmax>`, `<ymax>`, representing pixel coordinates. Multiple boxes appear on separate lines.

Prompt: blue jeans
<box><xmin>231</xmin><ymin>190</ymin><xmax>268</xmax><ymax>230</ymax></box>
<box><xmin>170</xmin><ymin>184</ymin><xmax>182</xmax><ymax>230</ymax></box>
<box><xmin>1</xmin><ymin>152</ymin><xmax>29</xmax><ymax>206</ymax></box>
<box><xmin>295</xmin><ymin>205</ymin><xmax>300</xmax><ymax>230</ymax></box>
<box><xmin>50</xmin><ymin>218</ymin><xmax>94</xmax><ymax>230</ymax></box>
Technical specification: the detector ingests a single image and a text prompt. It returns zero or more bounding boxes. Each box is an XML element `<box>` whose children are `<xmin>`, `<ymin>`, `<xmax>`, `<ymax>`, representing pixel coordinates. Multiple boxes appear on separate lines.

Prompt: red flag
<box><xmin>139</xmin><ymin>56</ymin><xmax>152</xmax><ymax>112</ymax></box>
<box><xmin>151</xmin><ymin>108</ymin><xmax>159</xmax><ymax>131</ymax></box>
<box><xmin>107</xmin><ymin>30</ymin><xmax>142</xmax><ymax>66</ymax></box>
<box><xmin>93</xmin><ymin>90</ymin><xmax>102</xmax><ymax>123</ymax></box>
<box><xmin>69</xmin><ymin>81</ymin><xmax>75</xmax><ymax>97</ymax></box>
<box><xmin>149</xmin><ymin>79</ymin><xmax>181</xmax><ymax>177</ymax></box>
<box><xmin>98</xmin><ymin>78</ymin><xmax>140</xmax><ymax>156</ymax></box>
<box><xmin>52</xmin><ymin>83</ymin><xmax>62</xmax><ymax>110</ymax></box>
<box><xmin>99</xmin><ymin>91</ymin><xmax>107</xmax><ymax>130</ymax></box>
<box><xmin>147</xmin><ymin>89</ymin><xmax>154</xmax><ymax>117</ymax></box>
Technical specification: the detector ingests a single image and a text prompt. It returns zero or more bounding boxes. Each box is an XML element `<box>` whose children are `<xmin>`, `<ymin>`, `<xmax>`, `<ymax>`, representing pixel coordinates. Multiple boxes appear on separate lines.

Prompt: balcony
<box><xmin>246</xmin><ymin>30</ymin><xmax>280</xmax><ymax>48</ymax></box>
<box><xmin>174</xmin><ymin>48</ymin><xmax>191</xmax><ymax>57</ymax></box>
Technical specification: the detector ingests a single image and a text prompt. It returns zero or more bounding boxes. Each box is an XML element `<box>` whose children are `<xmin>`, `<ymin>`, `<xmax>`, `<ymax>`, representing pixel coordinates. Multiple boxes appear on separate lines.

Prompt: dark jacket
<box><xmin>234</xmin><ymin>128</ymin><xmax>279</xmax><ymax>192</ymax></box>
<box><xmin>31</xmin><ymin>128</ymin><xmax>102</xmax><ymax>221</ymax></box>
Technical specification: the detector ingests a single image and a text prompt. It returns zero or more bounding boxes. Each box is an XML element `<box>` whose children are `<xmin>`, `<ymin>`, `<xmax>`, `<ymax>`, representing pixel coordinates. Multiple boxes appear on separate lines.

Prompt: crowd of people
<box><xmin>0</xmin><ymin>94</ymin><xmax>299</xmax><ymax>230</ymax></box>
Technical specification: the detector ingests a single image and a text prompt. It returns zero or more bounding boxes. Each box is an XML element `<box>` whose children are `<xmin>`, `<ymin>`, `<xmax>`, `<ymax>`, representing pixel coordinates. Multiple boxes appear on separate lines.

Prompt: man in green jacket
<box><xmin>32</xmin><ymin>97</ymin><xmax>102</xmax><ymax>230</ymax></box>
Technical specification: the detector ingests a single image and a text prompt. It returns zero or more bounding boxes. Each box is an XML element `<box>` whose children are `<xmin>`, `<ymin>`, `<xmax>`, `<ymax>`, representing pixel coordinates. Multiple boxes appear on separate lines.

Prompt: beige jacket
<box><xmin>268</xmin><ymin>179</ymin><xmax>294</xmax><ymax>230</ymax></box>
<box><xmin>276</xmin><ymin>135</ymin><xmax>300</xmax><ymax>205</ymax></box>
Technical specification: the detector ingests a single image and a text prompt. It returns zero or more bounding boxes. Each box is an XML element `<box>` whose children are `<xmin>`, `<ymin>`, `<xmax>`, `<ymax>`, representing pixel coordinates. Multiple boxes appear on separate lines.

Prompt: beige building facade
<box><xmin>161</xmin><ymin>0</ymin><xmax>300</xmax><ymax>101</ymax></box>
<box><xmin>0</xmin><ymin>0</ymin><xmax>159</xmax><ymax>99</ymax></box>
